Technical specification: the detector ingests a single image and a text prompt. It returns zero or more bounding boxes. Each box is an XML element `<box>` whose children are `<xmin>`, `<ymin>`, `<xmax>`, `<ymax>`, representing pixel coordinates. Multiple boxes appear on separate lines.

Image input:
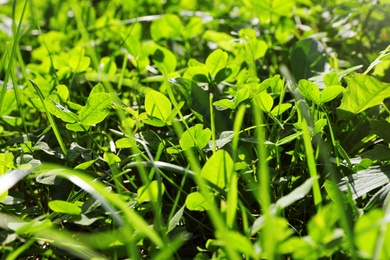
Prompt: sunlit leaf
<box><xmin>180</xmin><ymin>124</ymin><xmax>211</xmax><ymax>150</ymax></box>
<box><xmin>185</xmin><ymin>191</ymin><xmax>212</xmax><ymax>211</ymax></box>
<box><xmin>145</xmin><ymin>90</ymin><xmax>172</xmax><ymax>123</ymax></box>
<box><xmin>201</xmin><ymin>150</ymin><xmax>234</xmax><ymax>189</ymax></box>
<box><xmin>79</xmin><ymin>93</ymin><xmax>112</xmax><ymax>126</ymax></box>
<box><xmin>298</xmin><ymin>79</ymin><xmax>320</xmax><ymax>104</ymax></box>
<box><xmin>253</xmin><ymin>91</ymin><xmax>273</xmax><ymax>112</ymax></box>
<box><xmin>44</xmin><ymin>98</ymin><xmax>78</xmax><ymax>123</ymax></box>
<box><xmin>206</xmin><ymin>49</ymin><xmax>228</xmax><ymax>76</ymax></box>
<box><xmin>338</xmin><ymin>74</ymin><xmax>390</xmax><ymax>117</ymax></box>
<box><xmin>138</xmin><ymin>180</ymin><xmax>166</xmax><ymax>203</ymax></box>
<box><xmin>48</xmin><ymin>200</ymin><xmax>82</xmax><ymax>215</ymax></box>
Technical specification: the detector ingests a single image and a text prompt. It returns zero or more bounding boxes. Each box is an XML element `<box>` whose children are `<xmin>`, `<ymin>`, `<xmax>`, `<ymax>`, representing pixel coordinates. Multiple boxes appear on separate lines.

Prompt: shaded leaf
<box><xmin>290</xmin><ymin>38</ymin><xmax>327</xmax><ymax>80</ymax></box>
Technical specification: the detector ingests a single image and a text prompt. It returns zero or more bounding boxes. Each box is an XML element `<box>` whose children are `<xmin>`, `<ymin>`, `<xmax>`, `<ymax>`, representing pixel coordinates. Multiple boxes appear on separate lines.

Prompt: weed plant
<box><xmin>1</xmin><ymin>0</ymin><xmax>390</xmax><ymax>259</ymax></box>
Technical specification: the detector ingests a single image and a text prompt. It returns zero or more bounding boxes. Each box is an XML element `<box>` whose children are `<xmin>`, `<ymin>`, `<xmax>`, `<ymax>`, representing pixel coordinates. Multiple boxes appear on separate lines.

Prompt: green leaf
<box><xmin>150</xmin><ymin>14</ymin><xmax>184</xmax><ymax>41</ymax></box>
<box><xmin>253</xmin><ymin>91</ymin><xmax>273</xmax><ymax>112</ymax></box>
<box><xmin>48</xmin><ymin>200</ymin><xmax>82</xmax><ymax>215</ymax></box>
<box><xmin>153</xmin><ymin>47</ymin><xmax>177</xmax><ymax>73</ymax></box>
<box><xmin>180</xmin><ymin>124</ymin><xmax>211</xmax><ymax>150</ymax></box>
<box><xmin>44</xmin><ymin>98</ymin><xmax>78</xmax><ymax>123</ymax></box>
<box><xmin>206</xmin><ymin>49</ymin><xmax>228</xmax><ymax>76</ymax></box>
<box><xmin>370</xmin><ymin>119</ymin><xmax>390</xmax><ymax>143</ymax></box>
<box><xmin>90</xmin><ymin>83</ymin><xmax>106</xmax><ymax>95</ymax></box>
<box><xmin>234</xmin><ymin>87</ymin><xmax>251</xmax><ymax>107</ymax></box>
<box><xmin>79</xmin><ymin>93</ymin><xmax>112</xmax><ymax>126</ymax></box>
<box><xmin>360</xmin><ymin>144</ymin><xmax>390</xmax><ymax>161</ymax></box>
<box><xmin>354</xmin><ymin>209</ymin><xmax>390</xmax><ymax>259</ymax></box>
<box><xmin>290</xmin><ymin>38</ymin><xmax>327</xmax><ymax>80</ymax></box>
<box><xmin>185</xmin><ymin>191</ymin><xmax>212</xmax><ymax>211</ymax></box>
<box><xmin>320</xmin><ymin>85</ymin><xmax>344</xmax><ymax>103</ymax></box>
<box><xmin>115</xmin><ymin>137</ymin><xmax>134</xmax><ymax>148</ymax></box>
<box><xmin>201</xmin><ymin>150</ymin><xmax>234</xmax><ymax>189</ymax></box>
<box><xmin>298</xmin><ymin>80</ymin><xmax>320</xmax><ymax>104</ymax></box>
<box><xmin>167</xmin><ymin>205</ymin><xmax>185</xmax><ymax>233</ymax></box>
<box><xmin>338</xmin><ymin>74</ymin><xmax>390</xmax><ymax>116</ymax></box>
<box><xmin>270</xmin><ymin>103</ymin><xmax>292</xmax><ymax>116</ymax></box>
<box><xmin>213</xmin><ymin>99</ymin><xmax>235</xmax><ymax>111</ymax></box>
<box><xmin>69</xmin><ymin>55</ymin><xmax>90</xmax><ymax>73</ymax></box>
<box><xmin>66</xmin><ymin>123</ymin><xmax>90</xmax><ymax>132</ymax></box>
<box><xmin>103</xmin><ymin>152</ymin><xmax>121</xmax><ymax>165</ymax></box>
<box><xmin>145</xmin><ymin>90</ymin><xmax>172</xmax><ymax>123</ymax></box>
<box><xmin>324</xmin><ymin>72</ymin><xmax>341</xmax><ymax>87</ymax></box>
<box><xmin>138</xmin><ymin>180</ymin><xmax>166</xmax><ymax>203</ymax></box>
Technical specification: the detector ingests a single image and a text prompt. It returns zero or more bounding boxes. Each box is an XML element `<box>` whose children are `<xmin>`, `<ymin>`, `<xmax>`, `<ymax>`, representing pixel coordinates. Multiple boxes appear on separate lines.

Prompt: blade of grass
<box><xmin>28</xmin><ymin>79</ymin><xmax>68</xmax><ymax>159</ymax></box>
<box><xmin>227</xmin><ymin>104</ymin><xmax>246</xmax><ymax>229</ymax></box>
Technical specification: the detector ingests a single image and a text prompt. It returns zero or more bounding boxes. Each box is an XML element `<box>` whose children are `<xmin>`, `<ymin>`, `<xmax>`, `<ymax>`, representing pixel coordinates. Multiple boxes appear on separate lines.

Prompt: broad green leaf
<box><xmin>201</xmin><ymin>149</ymin><xmax>234</xmax><ymax>189</ymax></box>
<box><xmin>145</xmin><ymin>90</ymin><xmax>172</xmax><ymax>123</ymax></box>
<box><xmin>290</xmin><ymin>38</ymin><xmax>327</xmax><ymax>80</ymax></box>
<box><xmin>53</xmin><ymin>84</ymin><xmax>69</xmax><ymax>102</ymax></box>
<box><xmin>103</xmin><ymin>152</ymin><xmax>121</xmax><ymax>165</ymax></box>
<box><xmin>270</xmin><ymin>103</ymin><xmax>292</xmax><ymax>116</ymax></box>
<box><xmin>183</xmin><ymin>66</ymin><xmax>210</xmax><ymax>82</ymax></box>
<box><xmin>234</xmin><ymin>87</ymin><xmax>251</xmax><ymax>107</ymax></box>
<box><xmin>138</xmin><ymin>180</ymin><xmax>166</xmax><ymax>203</ymax></box>
<box><xmin>44</xmin><ymin>98</ymin><xmax>78</xmax><ymax>123</ymax></box>
<box><xmin>324</xmin><ymin>72</ymin><xmax>340</xmax><ymax>87</ymax></box>
<box><xmin>69</xmin><ymin>55</ymin><xmax>90</xmax><ymax>73</ymax></box>
<box><xmin>206</xmin><ymin>49</ymin><xmax>228</xmax><ymax>76</ymax></box>
<box><xmin>185</xmin><ymin>191</ymin><xmax>211</xmax><ymax>211</ymax></box>
<box><xmin>0</xmin><ymin>89</ymin><xmax>17</xmax><ymax>116</ymax></box>
<box><xmin>298</xmin><ymin>79</ymin><xmax>320</xmax><ymax>104</ymax></box>
<box><xmin>99</xmin><ymin>57</ymin><xmax>117</xmax><ymax>75</ymax></box>
<box><xmin>213</xmin><ymin>99</ymin><xmax>235</xmax><ymax>111</ymax></box>
<box><xmin>115</xmin><ymin>137</ymin><xmax>134</xmax><ymax>148</ymax></box>
<box><xmin>338</xmin><ymin>74</ymin><xmax>390</xmax><ymax>116</ymax></box>
<box><xmin>355</xmin><ymin>209</ymin><xmax>390</xmax><ymax>259</ymax></box>
<box><xmin>74</xmin><ymin>159</ymin><xmax>97</xmax><ymax>170</ymax></box>
<box><xmin>320</xmin><ymin>85</ymin><xmax>344</xmax><ymax>103</ymax></box>
<box><xmin>66</xmin><ymin>123</ymin><xmax>90</xmax><ymax>132</ymax></box>
<box><xmin>48</xmin><ymin>200</ymin><xmax>82</xmax><ymax>215</ymax></box>
<box><xmin>307</xmin><ymin>204</ymin><xmax>339</xmax><ymax>245</ymax></box>
<box><xmin>203</xmin><ymin>30</ymin><xmax>235</xmax><ymax>52</ymax></box>
<box><xmin>183</xmin><ymin>17</ymin><xmax>204</xmax><ymax>39</ymax></box>
<box><xmin>370</xmin><ymin>119</ymin><xmax>390</xmax><ymax>143</ymax></box>
<box><xmin>79</xmin><ymin>93</ymin><xmax>112</xmax><ymax>126</ymax></box>
<box><xmin>0</xmin><ymin>153</ymin><xmax>14</xmax><ymax>174</ymax></box>
<box><xmin>314</xmin><ymin>118</ymin><xmax>327</xmax><ymax>134</ymax></box>
<box><xmin>90</xmin><ymin>83</ymin><xmax>106</xmax><ymax>95</ymax></box>
<box><xmin>253</xmin><ymin>91</ymin><xmax>273</xmax><ymax>112</ymax></box>
<box><xmin>150</xmin><ymin>14</ymin><xmax>184</xmax><ymax>41</ymax></box>
<box><xmin>153</xmin><ymin>47</ymin><xmax>177</xmax><ymax>73</ymax></box>
<box><xmin>360</xmin><ymin>144</ymin><xmax>390</xmax><ymax>161</ymax></box>
<box><xmin>180</xmin><ymin>124</ymin><xmax>211</xmax><ymax>150</ymax></box>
